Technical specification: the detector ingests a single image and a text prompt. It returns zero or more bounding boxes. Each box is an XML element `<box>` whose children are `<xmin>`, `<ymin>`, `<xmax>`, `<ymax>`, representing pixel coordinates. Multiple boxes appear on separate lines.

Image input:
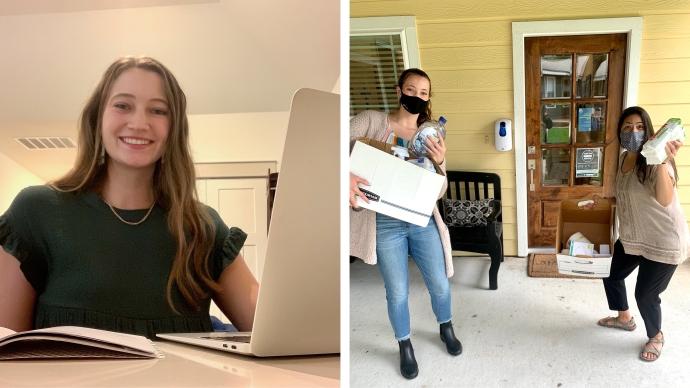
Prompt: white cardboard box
<box><xmin>350</xmin><ymin>141</ymin><xmax>445</xmax><ymax>226</ymax></box>
<box><xmin>556</xmin><ymin>254</ymin><xmax>613</xmax><ymax>278</ymax></box>
<box><xmin>555</xmin><ymin>198</ymin><xmax>615</xmax><ymax>278</ymax></box>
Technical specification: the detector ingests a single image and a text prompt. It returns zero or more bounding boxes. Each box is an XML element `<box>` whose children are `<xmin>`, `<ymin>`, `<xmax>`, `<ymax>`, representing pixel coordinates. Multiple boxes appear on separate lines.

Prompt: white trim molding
<box><xmin>511</xmin><ymin>17</ymin><xmax>643</xmax><ymax>257</ymax></box>
<box><xmin>350</xmin><ymin>16</ymin><xmax>421</xmax><ymax>69</ymax></box>
<box><xmin>195</xmin><ymin>161</ymin><xmax>278</xmax><ymax>179</ymax></box>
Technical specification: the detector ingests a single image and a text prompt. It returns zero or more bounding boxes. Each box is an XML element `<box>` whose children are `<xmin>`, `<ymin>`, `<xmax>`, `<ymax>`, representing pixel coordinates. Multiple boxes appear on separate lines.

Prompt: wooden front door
<box><xmin>525</xmin><ymin>34</ymin><xmax>626</xmax><ymax>248</ymax></box>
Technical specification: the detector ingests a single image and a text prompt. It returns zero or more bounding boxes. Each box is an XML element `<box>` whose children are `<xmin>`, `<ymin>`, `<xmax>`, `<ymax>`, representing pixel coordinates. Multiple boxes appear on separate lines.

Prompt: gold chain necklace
<box><xmin>106</xmin><ymin>200</ymin><xmax>156</xmax><ymax>226</ymax></box>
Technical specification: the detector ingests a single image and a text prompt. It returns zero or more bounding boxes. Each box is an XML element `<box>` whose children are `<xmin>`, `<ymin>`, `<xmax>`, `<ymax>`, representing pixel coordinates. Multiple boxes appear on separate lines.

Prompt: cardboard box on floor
<box><xmin>555</xmin><ymin>198</ymin><xmax>616</xmax><ymax>278</ymax></box>
<box><xmin>350</xmin><ymin>138</ymin><xmax>446</xmax><ymax>226</ymax></box>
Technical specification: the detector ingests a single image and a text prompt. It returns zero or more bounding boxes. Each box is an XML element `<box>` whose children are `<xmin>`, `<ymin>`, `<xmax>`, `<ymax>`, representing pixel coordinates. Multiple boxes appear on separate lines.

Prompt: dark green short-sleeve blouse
<box><xmin>0</xmin><ymin>186</ymin><xmax>247</xmax><ymax>339</ymax></box>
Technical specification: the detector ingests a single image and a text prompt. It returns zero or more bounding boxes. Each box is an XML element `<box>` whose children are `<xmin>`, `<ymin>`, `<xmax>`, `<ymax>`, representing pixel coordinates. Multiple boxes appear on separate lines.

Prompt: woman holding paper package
<box><xmin>0</xmin><ymin>57</ymin><xmax>258</xmax><ymax>339</ymax></box>
<box><xmin>349</xmin><ymin>68</ymin><xmax>461</xmax><ymax>380</ymax></box>
<box><xmin>597</xmin><ymin>106</ymin><xmax>688</xmax><ymax>362</ymax></box>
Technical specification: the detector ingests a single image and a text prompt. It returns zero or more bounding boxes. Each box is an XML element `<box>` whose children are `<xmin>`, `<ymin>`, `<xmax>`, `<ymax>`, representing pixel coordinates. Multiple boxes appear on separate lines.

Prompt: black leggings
<box><xmin>603</xmin><ymin>240</ymin><xmax>677</xmax><ymax>338</ymax></box>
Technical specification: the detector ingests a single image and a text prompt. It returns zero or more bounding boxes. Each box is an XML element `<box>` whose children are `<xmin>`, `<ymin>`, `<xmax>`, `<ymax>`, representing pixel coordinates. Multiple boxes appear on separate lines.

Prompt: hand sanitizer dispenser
<box><xmin>495</xmin><ymin>119</ymin><xmax>512</xmax><ymax>151</ymax></box>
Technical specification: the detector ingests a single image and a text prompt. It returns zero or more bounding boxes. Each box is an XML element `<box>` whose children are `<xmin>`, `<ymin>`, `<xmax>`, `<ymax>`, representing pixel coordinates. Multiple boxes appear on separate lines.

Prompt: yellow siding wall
<box><xmin>352</xmin><ymin>0</ymin><xmax>690</xmax><ymax>256</ymax></box>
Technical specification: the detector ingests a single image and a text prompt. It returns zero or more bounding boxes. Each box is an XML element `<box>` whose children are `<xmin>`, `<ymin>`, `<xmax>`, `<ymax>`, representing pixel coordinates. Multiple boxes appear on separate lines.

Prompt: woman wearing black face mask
<box><xmin>349</xmin><ymin>68</ymin><xmax>460</xmax><ymax>380</ymax></box>
<box><xmin>596</xmin><ymin>106</ymin><xmax>687</xmax><ymax>362</ymax></box>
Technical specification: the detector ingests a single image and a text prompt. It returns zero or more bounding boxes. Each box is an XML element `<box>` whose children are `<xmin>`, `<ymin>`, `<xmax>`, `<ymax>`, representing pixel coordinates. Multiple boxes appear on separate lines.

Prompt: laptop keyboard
<box><xmin>200</xmin><ymin>335</ymin><xmax>251</xmax><ymax>343</ymax></box>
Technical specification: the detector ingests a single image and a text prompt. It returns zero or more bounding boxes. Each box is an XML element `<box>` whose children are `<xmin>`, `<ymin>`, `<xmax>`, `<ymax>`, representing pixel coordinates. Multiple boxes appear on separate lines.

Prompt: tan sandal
<box><xmin>640</xmin><ymin>332</ymin><xmax>664</xmax><ymax>362</ymax></box>
<box><xmin>597</xmin><ymin>316</ymin><xmax>637</xmax><ymax>331</ymax></box>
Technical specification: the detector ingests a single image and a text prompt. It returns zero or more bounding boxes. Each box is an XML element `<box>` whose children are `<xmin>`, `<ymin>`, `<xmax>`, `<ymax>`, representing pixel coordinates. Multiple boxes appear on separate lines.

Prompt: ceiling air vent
<box><xmin>15</xmin><ymin>137</ymin><xmax>76</xmax><ymax>150</ymax></box>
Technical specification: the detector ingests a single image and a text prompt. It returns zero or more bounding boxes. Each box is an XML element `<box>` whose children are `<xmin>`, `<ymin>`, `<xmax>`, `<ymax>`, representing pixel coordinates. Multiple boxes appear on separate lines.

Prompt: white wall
<box><xmin>189</xmin><ymin>112</ymin><xmax>290</xmax><ymax>169</ymax></box>
<box><xmin>0</xmin><ymin>151</ymin><xmax>43</xmax><ymax>213</ymax></box>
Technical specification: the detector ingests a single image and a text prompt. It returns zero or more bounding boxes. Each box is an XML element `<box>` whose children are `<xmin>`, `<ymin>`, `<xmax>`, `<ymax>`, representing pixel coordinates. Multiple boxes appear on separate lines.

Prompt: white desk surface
<box><xmin>0</xmin><ymin>341</ymin><xmax>339</xmax><ymax>387</ymax></box>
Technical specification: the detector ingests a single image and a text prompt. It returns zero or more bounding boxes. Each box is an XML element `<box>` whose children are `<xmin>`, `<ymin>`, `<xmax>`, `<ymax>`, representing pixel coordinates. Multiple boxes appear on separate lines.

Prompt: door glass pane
<box><xmin>576</xmin><ymin>54</ymin><xmax>608</xmax><ymax>98</ymax></box>
<box><xmin>575</xmin><ymin>102</ymin><xmax>606</xmax><ymax>143</ymax></box>
<box><xmin>574</xmin><ymin>147</ymin><xmax>603</xmax><ymax>186</ymax></box>
<box><xmin>541</xmin><ymin>55</ymin><xmax>572</xmax><ymax>98</ymax></box>
<box><xmin>542</xmin><ymin>148</ymin><xmax>570</xmax><ymax>186</ymax></box>
<box><xmin>542</xmin><ymin>102</ymin><xmax>571</xmax><ymax>144</ymax></box>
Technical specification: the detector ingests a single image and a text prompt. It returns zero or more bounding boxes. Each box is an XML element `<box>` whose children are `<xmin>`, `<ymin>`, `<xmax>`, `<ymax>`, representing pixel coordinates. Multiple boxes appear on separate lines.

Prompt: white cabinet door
<box><xmin>205</xmin><ymin>178</ymin><xmax>268</xmax><ymax>282</ymax></box>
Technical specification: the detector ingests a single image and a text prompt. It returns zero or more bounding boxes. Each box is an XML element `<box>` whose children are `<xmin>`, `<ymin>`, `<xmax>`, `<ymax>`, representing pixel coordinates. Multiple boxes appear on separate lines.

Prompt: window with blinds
<box><xmin>350</xmin><ymin>34</ymin><xmax>405</xmax><ymax>117</ymax></box>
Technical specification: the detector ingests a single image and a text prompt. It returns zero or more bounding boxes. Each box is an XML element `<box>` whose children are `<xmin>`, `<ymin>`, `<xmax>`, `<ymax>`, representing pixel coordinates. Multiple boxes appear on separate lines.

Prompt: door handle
<box><xmin>528</xmin><ymin>159</ymin><xmax>536</xmax><ymax>191</ymax></box>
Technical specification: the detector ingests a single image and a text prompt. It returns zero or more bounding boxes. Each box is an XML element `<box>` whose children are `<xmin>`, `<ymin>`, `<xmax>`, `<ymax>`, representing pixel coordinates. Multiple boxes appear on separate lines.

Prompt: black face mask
<box><xmin>399</xmin><ymin>93</ymin><xmax>428</xmax><ymax>115</ymax></box>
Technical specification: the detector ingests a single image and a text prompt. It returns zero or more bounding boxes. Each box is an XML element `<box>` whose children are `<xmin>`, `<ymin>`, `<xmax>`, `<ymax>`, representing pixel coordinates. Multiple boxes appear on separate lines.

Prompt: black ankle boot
<box><xmin>398</xmin><ymin>339</ymin><xmax>418</xmax><ymax>379</ymax></box>
<box><xmin>440</xmin><ymin>321</ymin><xmax>463</xmax><ymax>356</ymax></box>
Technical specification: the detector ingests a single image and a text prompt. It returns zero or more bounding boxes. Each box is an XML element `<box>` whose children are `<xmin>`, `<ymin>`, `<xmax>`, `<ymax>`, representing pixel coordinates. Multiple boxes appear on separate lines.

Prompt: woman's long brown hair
<box><xmin>51</xmin><ymin>56</ymin><xmax>218</xmax><ymax>312</ymax></box>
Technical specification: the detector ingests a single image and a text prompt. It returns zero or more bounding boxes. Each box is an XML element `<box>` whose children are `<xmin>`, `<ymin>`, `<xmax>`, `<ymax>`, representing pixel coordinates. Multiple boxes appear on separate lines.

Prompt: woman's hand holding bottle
<box><xmin>425</xmin><ymin>135</ymin><xmax>447</xmax><ymax>165</ymax></box>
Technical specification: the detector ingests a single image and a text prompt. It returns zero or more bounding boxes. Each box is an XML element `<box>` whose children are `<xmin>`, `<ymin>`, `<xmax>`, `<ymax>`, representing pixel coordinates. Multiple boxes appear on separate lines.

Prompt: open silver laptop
<box><xmin>157</xmin><ymin>88</ymin><xmax>340</xmax><ymax>357</ymax></box>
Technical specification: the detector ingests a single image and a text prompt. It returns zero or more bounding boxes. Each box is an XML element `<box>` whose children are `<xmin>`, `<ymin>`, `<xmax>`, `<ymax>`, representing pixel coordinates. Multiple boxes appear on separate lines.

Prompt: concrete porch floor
<box><xmin>350</xmin><ymin>256</ymin><xmax>690</xmax><ymax>387</ymax></box>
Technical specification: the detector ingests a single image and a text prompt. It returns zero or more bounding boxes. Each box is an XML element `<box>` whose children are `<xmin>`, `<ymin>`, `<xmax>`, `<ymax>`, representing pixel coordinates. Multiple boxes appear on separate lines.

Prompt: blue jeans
<box><xmin>375</xmin><ymin>213</ymin><xmax>452</xmax><ymax>341</ymax></box>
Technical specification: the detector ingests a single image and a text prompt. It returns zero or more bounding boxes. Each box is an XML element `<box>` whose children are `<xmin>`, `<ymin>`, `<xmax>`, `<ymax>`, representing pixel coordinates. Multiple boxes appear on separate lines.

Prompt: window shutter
<box><xmin>349</xmin><ymin>34</ymin><xmax>405</xmax><ymax>117</ymax></box>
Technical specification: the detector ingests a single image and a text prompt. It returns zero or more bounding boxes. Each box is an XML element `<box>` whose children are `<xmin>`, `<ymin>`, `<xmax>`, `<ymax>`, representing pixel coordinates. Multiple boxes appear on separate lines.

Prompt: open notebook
<box><xmin>0</xmin><ymin>326</ymin><xmax>163</xmax><ymax>360</ymax></box>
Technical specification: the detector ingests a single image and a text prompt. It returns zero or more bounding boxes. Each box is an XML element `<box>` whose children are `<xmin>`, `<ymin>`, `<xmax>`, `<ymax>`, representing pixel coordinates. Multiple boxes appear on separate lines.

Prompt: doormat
<box><xmin>527</xmin><ymin>253</ymin><xmax>590</xmax><ymax>279</ymax></box>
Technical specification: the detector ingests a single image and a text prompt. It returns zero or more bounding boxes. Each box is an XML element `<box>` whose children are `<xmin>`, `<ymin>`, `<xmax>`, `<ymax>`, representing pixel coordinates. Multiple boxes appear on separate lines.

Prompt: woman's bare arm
<box><xmin>655</xmin><ymin>140</ymin><xmax>682</xmax><ymax>207</ymax></box>
<box><xmin>0</xmin><ymin>248</ymin><xmax>36</xmax><ymax>331</ymax></box>
<box><xmin>211</xmin><ymin>254</ymin><xmax>259</xmax><ymax>332</ymax></box>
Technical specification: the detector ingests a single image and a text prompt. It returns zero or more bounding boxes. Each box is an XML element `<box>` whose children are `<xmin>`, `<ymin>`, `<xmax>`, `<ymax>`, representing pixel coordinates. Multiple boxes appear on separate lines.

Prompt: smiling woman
<box><xmin>0</xmin><ymin>57</ymin><xmax>259</xmax><ymax>339</ymax></box>
<box><xmin>102</xmin><ymin>68</ymin><xmax>171</xmax><ymax>171</ymax></box>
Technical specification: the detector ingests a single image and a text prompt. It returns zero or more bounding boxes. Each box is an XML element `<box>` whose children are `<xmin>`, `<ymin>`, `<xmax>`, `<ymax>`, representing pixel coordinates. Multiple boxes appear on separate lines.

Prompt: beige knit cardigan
<box><xmin>350</xmin><ymin>110</ymin><xmax>454</xmax><ymax>277</ymax></box>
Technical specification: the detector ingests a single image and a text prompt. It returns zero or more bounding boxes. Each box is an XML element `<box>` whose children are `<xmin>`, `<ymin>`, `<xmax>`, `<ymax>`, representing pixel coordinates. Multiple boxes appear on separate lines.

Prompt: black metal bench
<box><xmin>440</xmin><ymin>171</ymin><xmax>503</xmax><ymax>290</ymax></box>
